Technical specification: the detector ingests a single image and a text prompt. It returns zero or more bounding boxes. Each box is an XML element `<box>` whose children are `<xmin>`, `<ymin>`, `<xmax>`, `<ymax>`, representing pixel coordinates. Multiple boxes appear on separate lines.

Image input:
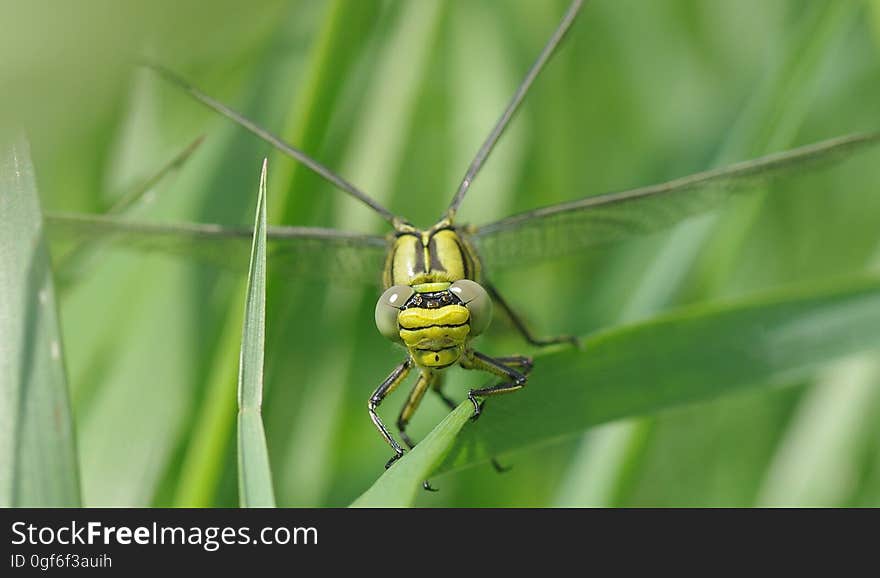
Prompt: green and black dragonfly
<box><xmin>46</xmin><ymin>0</ymin><xmax>880</xmax><ymax>476</ymax></box>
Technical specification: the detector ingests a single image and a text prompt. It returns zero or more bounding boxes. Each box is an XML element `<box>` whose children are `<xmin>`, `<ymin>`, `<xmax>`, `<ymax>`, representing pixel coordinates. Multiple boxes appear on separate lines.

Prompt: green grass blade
<box><xmin>236</xmin><ymin>159</ymin><xmax>275</xmax><ymax>508</ymax></box>
<box><xmin>0</xmin><ymin>135</ymin><xmax>80</xmax><ymax>506</ymax></box>
<box><xmin>436</xmin><ymin>274</ymin><xmax>880</xmax><ymax>474</ymax></box>
<box><xmin>756</xmin><ymin>356</ymin><xmax>880</xmax><ymax>506</ymax></box>
<box><xmin>351</xmin><ymin>402</ymin><xmax>473</xmax><ymax>508</ymax></box>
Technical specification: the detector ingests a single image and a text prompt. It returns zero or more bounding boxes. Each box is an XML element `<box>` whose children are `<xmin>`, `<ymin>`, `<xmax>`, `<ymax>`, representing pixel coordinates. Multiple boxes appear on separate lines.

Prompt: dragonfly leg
<box><xmin>432</xmin><ymin>369</ymin><xmax>513</xmax><ymax>474</ymax></box>
<box><xmin>431</xmin><ymin>373</ymin><xmax>457</xmax><ymax>410</ymax></box>
<box><xmin>485</xmin><ymin>281</ymin><xmax>580</xmax><ymax>348</ymax></box>
<box><xmin>459</xmin><ymin>349</ymin><xmax>528</xmax><ymax>421</ymax></box>
<box><xmin>396</xmin><ymin>370</ymin><xmax>441</xmax><ymax>492</ymax></box>
<box><xmin>491</xmin><ymin>354</ymin><xmax>534</xmax><ymax>375</ymax></box>
<box><xmin>369</xmin><ymin>358</ymin><xmax>412</xmax><ymax>469</ymax></box>
<box><xmin>396</xmin><ymin>370</ymin><xmax>436</xmax><ymax>450</ymax></box>
<box><xmin>432</xmin><ymin>360</ymin><xmax>530</xmax><ymax>403</ymax></box>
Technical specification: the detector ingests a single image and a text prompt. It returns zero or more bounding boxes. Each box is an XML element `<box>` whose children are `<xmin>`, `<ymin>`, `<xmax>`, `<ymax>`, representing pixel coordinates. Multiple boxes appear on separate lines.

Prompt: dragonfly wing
<box><xmin>475</xmin><ymin>132</ymin><xmax>880</xmax><ymax>269</ymax></box>
<box><xmin>46</xmin><ymin>213</ymin><xmax>390</xmax><ymax>286</ymax></box>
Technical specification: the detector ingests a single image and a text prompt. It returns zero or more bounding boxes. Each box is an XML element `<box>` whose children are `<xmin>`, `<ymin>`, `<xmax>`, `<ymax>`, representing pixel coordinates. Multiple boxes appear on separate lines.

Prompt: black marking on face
<box><xmin>403</xmin><ymin>290</ymin><xmax>462</xmax><ymax>310</ymax></box>
<box><xmin>415</xmin><ymin>345</ymin><xmax>460</xmax><ymax>354</ymax></box>
<box><xmin>399</xmin><ymin>322</ymin><xmax>468</xmax><ymax>332</ymax></box>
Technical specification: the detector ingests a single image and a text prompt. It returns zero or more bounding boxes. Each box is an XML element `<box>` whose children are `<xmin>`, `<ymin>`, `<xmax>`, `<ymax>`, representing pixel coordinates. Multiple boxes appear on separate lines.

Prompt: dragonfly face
<box><xmin>388</xmin><ymin>286</ymin><xmax>471</xmax><ymax>368</ymax></box>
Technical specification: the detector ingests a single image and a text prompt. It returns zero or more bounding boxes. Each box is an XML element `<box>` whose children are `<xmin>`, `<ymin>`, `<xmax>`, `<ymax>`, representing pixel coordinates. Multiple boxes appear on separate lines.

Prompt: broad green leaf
<box><xmin>237</xmin><ymin>160</ymin><xmax>275</xmax><ymax>508</ymax></box>
<box><xmin>0</xmin><ymin>135</ymin><xmax>80</xmax><ymax>506</ymax></box>
<box><xmin>351</xmin><ymin>402</ymin><xmax>473</xmax><ymax>508</ymax></box>
<box><xmin>435</xmin><ymin>274</ymin><xmax>880</xmax><ymax>473</ymax></box>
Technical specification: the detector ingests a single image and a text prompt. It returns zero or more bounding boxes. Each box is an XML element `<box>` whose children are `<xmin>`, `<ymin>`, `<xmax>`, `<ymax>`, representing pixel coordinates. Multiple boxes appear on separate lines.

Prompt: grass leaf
<box><xmin>433</xmin><ymin>274</ymin><xmax>880</xmax><ymax>473</ymax></box>
<box><xmin>236</xmin><ymin>159</ymin><xmax>275</xmax><ymax>508</ymax></box>
<box><xmin>351</xmin><ymin>402</ymin><xmax>473</xmax><ymax>508</ymax></box>
<box><xmin>0</xmin><ymin>135</ymin><xmax>80</xmax><ymax>506</ymax></box>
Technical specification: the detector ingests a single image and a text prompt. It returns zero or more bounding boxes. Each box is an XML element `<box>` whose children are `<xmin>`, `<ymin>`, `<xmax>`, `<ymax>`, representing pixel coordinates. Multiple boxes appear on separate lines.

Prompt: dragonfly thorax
<box><xmin>382</xmin><ymin>227</ymin><xmax>480</xmax><ymax>288</ymax></box>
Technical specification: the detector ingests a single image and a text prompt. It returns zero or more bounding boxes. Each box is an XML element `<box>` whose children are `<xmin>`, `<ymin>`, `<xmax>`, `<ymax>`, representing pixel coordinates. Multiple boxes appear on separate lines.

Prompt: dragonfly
<box><xmin>46</xmin><ymin>0</ymin><xmax>880</xmax><ymax>480</ymax></box>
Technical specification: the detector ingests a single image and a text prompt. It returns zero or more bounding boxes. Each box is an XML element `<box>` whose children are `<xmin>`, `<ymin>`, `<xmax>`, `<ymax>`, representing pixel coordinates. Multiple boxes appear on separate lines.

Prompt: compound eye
<box><xmin>450</xmin><ymin>279</ymin><xmax>492</xmax><ymax>336</ymax></box>
<box><xmin>375</xmin><ymin>285</ymin><xmax>414</xmax><ymax>342</ymax></box>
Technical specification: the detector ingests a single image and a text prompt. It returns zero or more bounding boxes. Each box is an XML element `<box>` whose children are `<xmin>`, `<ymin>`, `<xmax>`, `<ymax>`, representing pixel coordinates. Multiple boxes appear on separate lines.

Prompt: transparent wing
<box><xmin>475</xmin><ymin>132</ymin><xmax>880</xmax><ymax>269</ymax></box>
<box><xmin>46</xmin><ymin>213</ymin><xmax>390</xmax><ymax>286</ymax></box>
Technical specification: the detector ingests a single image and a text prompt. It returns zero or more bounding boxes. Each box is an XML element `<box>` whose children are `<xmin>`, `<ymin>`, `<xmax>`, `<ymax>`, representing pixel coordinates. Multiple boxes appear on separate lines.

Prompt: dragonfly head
<box><xmin>375</xmin><ymin>280</ymin><xmax>493</xmax><ymax>367</ymax></box>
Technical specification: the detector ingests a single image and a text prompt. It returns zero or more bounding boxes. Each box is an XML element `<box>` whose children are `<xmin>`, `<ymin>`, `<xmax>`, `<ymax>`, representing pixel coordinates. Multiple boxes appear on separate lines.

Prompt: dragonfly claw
<box><xmin>468</xmin><ymin>392</ymin><xmax>484</xmax><ymax>421</ymax></box>
<box><xmin>385</xmin><ymin>449</ymin><xmax>405</xmax><ymax>469</ymax></box>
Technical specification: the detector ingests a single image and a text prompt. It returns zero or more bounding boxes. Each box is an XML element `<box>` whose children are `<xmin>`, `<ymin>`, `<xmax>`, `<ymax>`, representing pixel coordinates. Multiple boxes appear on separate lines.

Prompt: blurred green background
<box><xmin>4</xmin><ymin>0</ymin><xmax>880</xmax><ymax>507</ymax></box>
